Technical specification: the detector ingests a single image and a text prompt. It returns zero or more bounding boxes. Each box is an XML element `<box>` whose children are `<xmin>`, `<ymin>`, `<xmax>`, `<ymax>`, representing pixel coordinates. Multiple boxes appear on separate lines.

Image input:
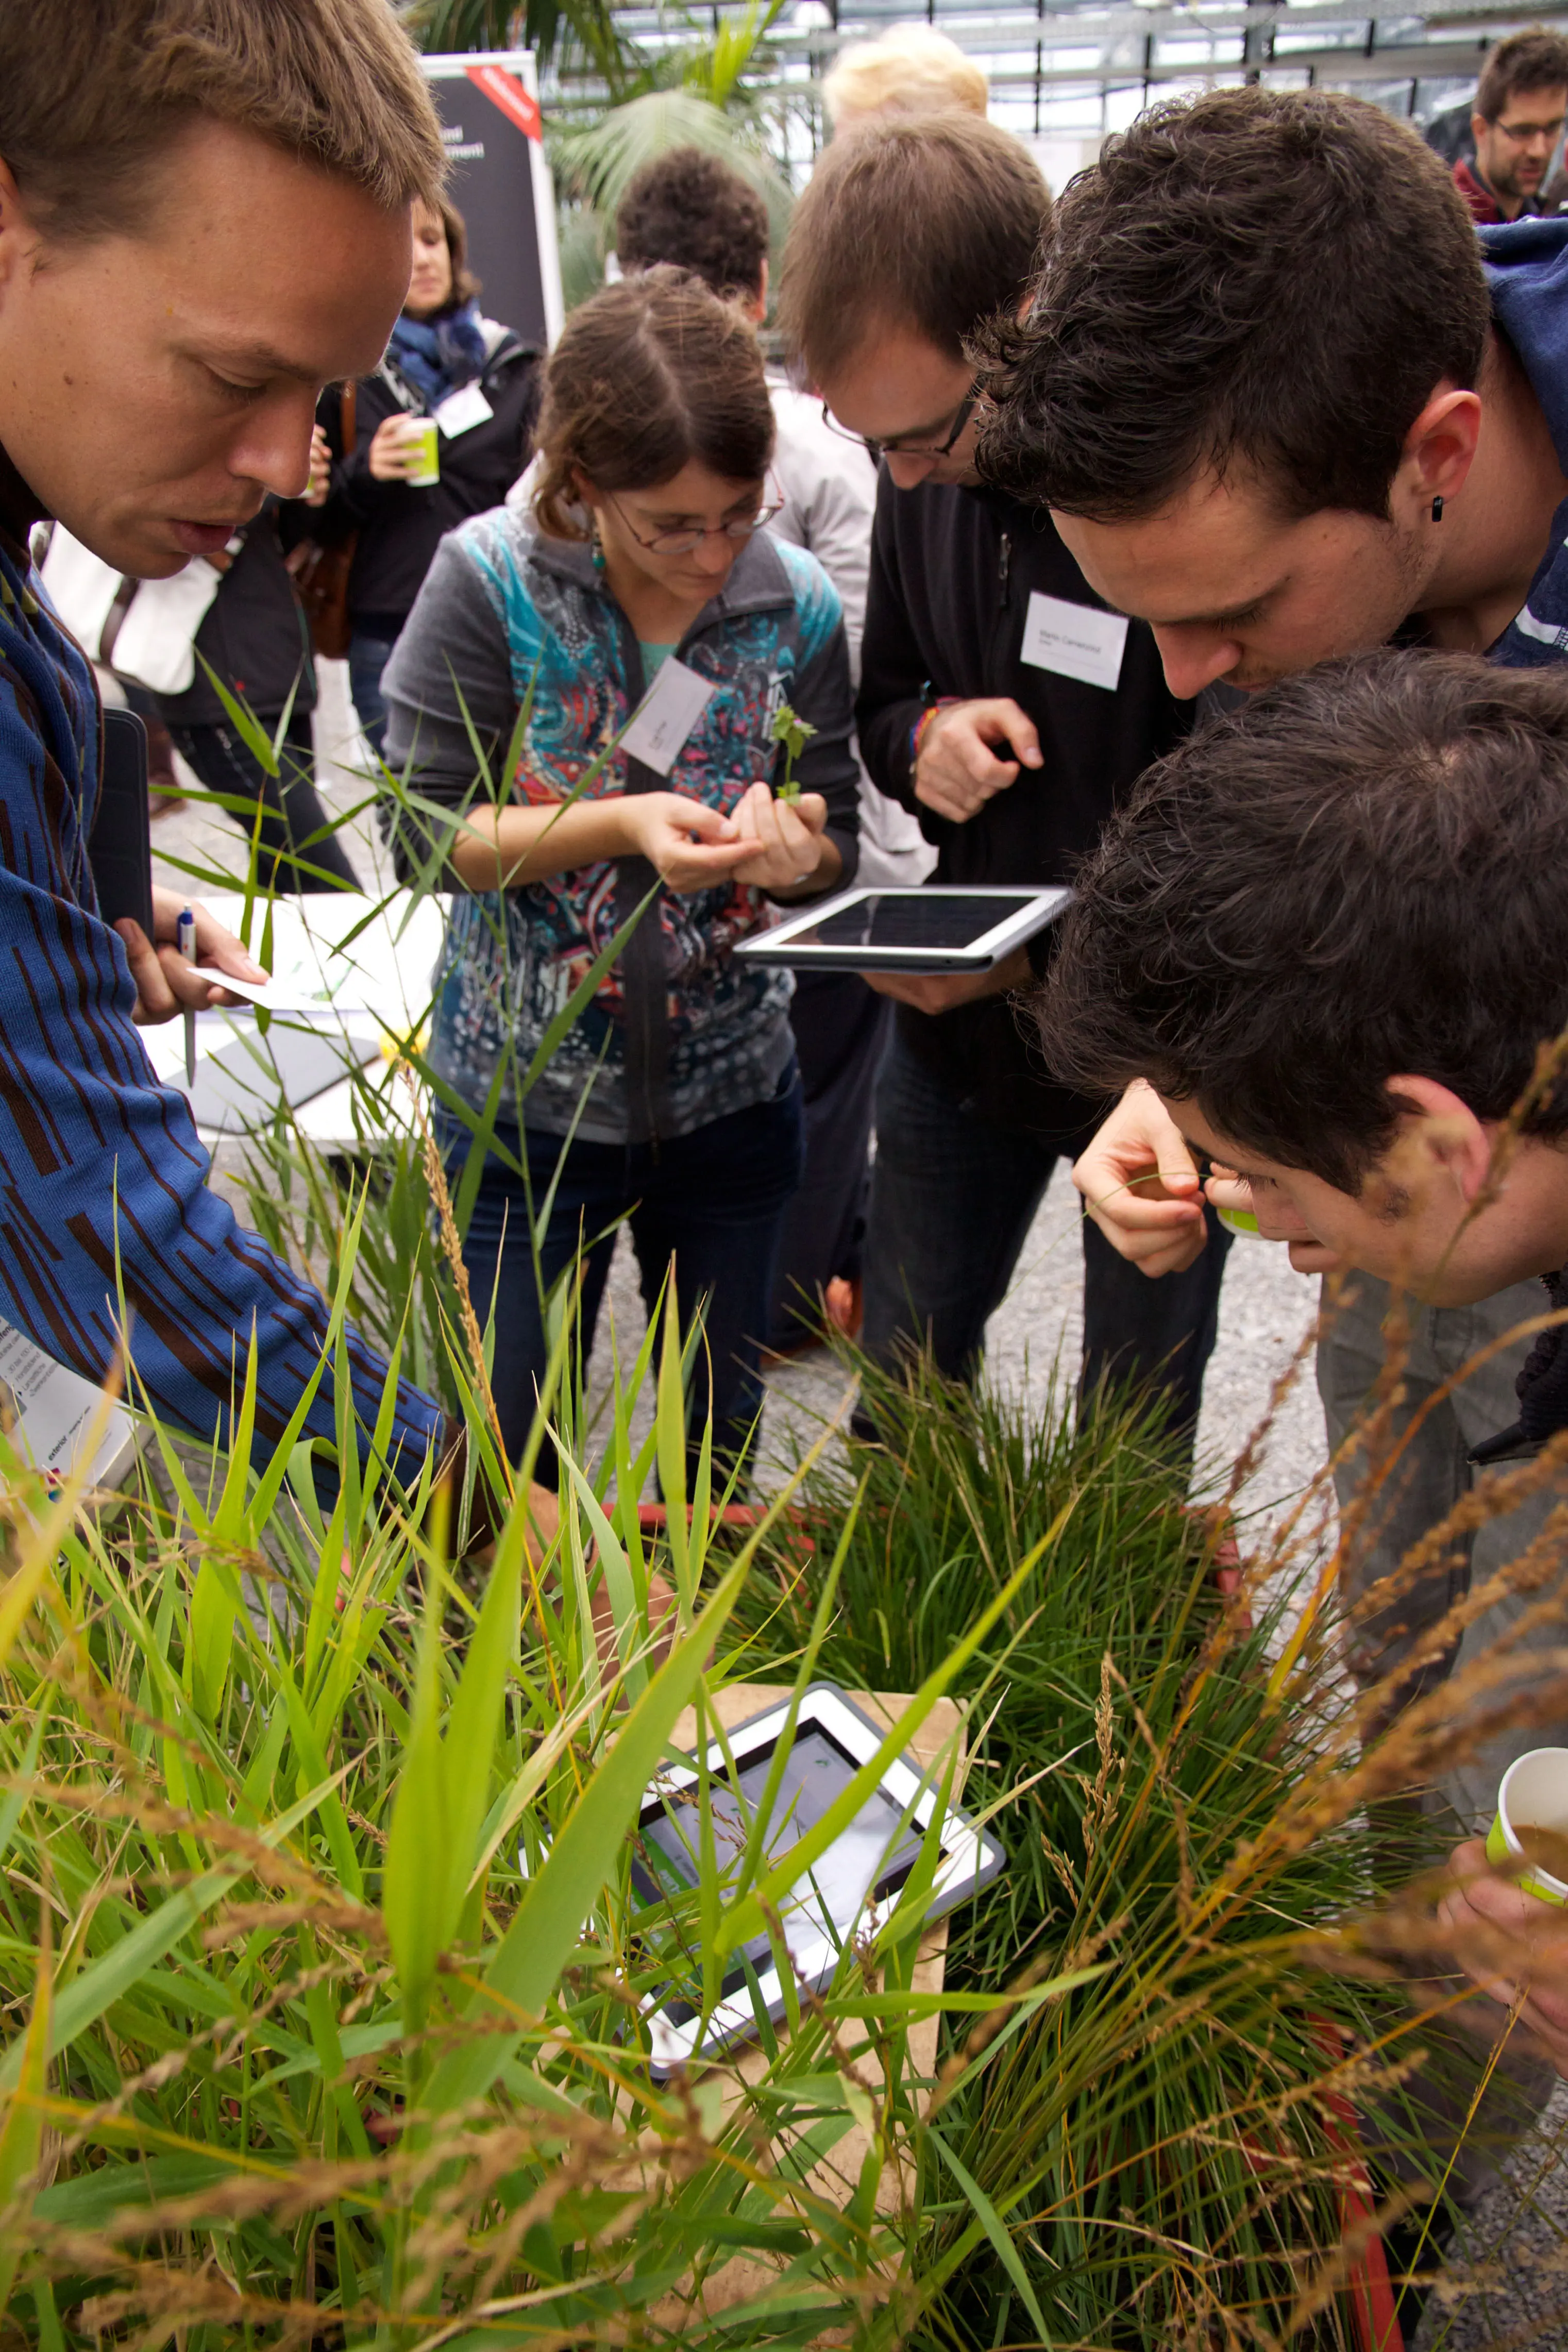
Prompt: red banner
<box><xmin>465</xmin><ymin>63</ymin><xmax>542</xmax><ymax>144</ymax></box>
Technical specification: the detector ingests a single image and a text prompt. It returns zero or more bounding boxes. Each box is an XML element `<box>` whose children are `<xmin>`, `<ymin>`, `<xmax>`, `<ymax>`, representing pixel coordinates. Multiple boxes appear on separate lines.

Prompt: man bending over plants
<box><xmin>0</xmin><ymin>0</ymin><xmax>459</xmax><ymax>1490</ymax></box>
<box><xmin>981</xmin><ymin>83</ymin><xmax>1568</xmax><ymax>1802</ymax></box>
<box><xmin>1037</xmin><ymin>644</ymin><xmax>1568</xmax><ymax>2077</ymax></box>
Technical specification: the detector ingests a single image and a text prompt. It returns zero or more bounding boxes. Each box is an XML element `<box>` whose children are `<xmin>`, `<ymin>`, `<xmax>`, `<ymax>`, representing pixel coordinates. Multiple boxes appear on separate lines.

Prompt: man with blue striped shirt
<box><xmin>0</xmin><ymin>0</ymin><xmax>453</xmax><ymax>1484</ymax></box>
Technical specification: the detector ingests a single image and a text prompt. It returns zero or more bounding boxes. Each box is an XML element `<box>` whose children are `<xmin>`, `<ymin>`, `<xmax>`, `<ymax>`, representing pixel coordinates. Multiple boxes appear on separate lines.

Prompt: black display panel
<box><xmin>783</xmin><ymin>890</ymin><xmax>1039</xmax><ymax>954</ymax></box>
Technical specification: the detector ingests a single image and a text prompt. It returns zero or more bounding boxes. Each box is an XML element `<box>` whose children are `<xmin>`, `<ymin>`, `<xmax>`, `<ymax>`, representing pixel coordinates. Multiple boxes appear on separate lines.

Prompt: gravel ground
<box><xmin>152</xmin><ymin>660</ymin><xmax>1568</xmax><ymax>2349</ymax></box>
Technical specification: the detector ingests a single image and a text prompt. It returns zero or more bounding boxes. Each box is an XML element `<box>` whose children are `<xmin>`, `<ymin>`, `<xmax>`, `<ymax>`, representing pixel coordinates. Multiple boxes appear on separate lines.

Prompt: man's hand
<box><xmin>730</xmin><ymin>781</ymin><xmax>831</xmax><ymax>894</ymax></box>
<box><xmin>915</xmin><ymin>698</ymin><xmax>1042</xmax><ymax>824</ymax></box>
<box><xmin>1440</xmin><ymin>1838</ymin><xmax>1568</xmax><ymax>2077</ymax></box>
<box><xmin>304</xmin><ymin>424</ymin><xmax>331</xmax><ymax>508</ymax></box>
<box><xmin>866</xmin><ymin>943</ymin><xmax>1032</xmax><ymax>1017</ymax></box>
<box><xmin>1071</xmin><ymin>1080</ymin><xmax>1209</xmax><ymax>1276</ymax></box>
<box><xmin>115</xmin><ymin>888</ymin><xmax>268</xmax><ymax>1026</ymax></box>
<box><xmin>1204</xmin><ymin>1163</ymin><xmax>1345</xmax><ymax>1275</ymax></box>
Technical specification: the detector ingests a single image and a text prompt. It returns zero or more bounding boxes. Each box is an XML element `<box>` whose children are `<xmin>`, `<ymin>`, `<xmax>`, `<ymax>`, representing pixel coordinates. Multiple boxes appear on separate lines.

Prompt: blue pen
<box><xmin>176</xmin><ymin>907</ymin><xmax>197</xmax><ymax>1085</ymax></box>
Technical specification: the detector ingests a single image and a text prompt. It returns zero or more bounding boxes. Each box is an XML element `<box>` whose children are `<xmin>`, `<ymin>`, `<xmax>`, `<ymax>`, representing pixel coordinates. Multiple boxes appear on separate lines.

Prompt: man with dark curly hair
<box><xmin>615</xmin><ymin>147</ymin><xmax>771</xmax><ymax>301</ymax></box>
<box><xmin>1038</xmin><ymin>648</ymin><xmax>1568</xmax><ymax>2125</ymax></box>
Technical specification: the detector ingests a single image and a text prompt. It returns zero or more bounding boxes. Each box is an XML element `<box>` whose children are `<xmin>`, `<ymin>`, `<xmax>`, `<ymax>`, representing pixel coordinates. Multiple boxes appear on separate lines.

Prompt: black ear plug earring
<box><xmin>1431</xmin><ymin>495</ymin><xmax>1445</xmax><ymax>523</ymax></box>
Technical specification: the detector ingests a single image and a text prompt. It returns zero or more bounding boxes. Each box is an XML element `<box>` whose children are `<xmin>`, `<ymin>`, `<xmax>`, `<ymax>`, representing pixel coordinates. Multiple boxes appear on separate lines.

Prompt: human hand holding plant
<box><xmin>771</xmin><ymin>700</ymin><xmax>816</xmax><ymax>804</ymax></box>
<box><xmin>730</xmin><ymin>778</ymin><xmax>829</xmax><ymax>892</ymax></box>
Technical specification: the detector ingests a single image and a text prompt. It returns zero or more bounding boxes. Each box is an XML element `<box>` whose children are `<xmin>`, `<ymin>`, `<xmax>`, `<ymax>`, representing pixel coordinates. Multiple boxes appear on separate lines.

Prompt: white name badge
<box><xmin>1020</xmin><ymin>592</ymin><xmax>1130</xmax><ymax>692</ymax></box>
<box><xmin>619</xmin><ymin>657</ymin><xmax>716</xmax><ymax>777</ymax></box>
<box><xmin>433</xmin><ymin>381</ymin><xmax>495</xmax><ymax>438</ymax></box>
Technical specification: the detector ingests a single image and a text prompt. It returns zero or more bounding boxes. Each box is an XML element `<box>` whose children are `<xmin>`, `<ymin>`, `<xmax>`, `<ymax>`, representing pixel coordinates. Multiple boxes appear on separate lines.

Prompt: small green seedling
<box><xmin>771</xmin><ymin>701</ymin><xmax>817</xmax><ymax>803</ymax></box>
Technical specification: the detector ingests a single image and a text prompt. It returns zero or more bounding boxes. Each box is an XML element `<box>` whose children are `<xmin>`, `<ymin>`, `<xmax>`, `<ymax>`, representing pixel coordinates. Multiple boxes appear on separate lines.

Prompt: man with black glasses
<box><xmin>778</xmin><ymin>114</ymin><xmax>1229</xmax><ymax>1450</ymax></box>
<box><xmin>1454</xmin><ymin>28</ymin><xmax>1568</xmax><ymax>224</ymax></box>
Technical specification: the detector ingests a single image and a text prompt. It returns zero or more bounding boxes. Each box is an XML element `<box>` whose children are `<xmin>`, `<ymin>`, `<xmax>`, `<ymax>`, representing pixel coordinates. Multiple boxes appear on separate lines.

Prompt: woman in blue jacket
<box><xmin>381</xmin><ymin>268</ymin><xmax>858</xmax><ymax>1484</ymax></box>
<box><xmin>315</xmin><ymin>196</ymin><xmax>542</xmax><ymax>756</ymax></box>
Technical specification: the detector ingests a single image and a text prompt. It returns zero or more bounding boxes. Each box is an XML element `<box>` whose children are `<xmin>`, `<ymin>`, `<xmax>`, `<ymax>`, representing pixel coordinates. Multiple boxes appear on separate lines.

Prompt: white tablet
<box><xmin>733</xmin><ymin>883</ymin><xmax>1072</xmax><ymax>974</ymax></box>
<box><xmin>632</xmin><ymin>1682</ymin><xmax>1005</xmax><ymax>2079</ymax></box>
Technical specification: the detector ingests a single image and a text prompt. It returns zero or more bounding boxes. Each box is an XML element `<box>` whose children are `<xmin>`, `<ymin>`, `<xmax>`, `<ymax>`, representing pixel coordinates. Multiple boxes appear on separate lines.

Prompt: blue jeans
<box><xmin>348</xmin><ymin>629</ymin><xmax>399</xmax><ymax>760</ymax></box>
<box><xmin>439</xmin><ymin>1070</ymin><xmax>806</xmax><ymax>1488</ymax></box>
<box><xmin>769</xmin><ymin>970</ymin><xmax>889</xmax><ymax>1349</ymax></box>
<box><xmin>861</xmin><ymin>1033</ymin><xmax>1232</xmax><ymax>1463</ymax></box>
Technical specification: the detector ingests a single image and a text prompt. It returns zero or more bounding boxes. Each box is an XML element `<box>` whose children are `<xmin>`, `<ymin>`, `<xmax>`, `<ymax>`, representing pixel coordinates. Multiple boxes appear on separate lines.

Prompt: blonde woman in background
<box><xmin>822</xmin><ymin>25</ymin><xmax>988</xmax><ymax>129</ymax></box>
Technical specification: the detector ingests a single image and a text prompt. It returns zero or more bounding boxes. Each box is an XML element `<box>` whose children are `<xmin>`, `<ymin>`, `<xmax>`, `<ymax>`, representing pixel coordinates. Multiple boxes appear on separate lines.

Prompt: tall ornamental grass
<box><xmin>12</xmin><ymin>693</ymin><xmax>1537</xmax><ymax>2346</ymax></box>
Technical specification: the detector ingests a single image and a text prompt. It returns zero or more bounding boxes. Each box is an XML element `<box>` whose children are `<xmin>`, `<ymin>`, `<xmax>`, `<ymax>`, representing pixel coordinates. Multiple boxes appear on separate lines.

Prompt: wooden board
<box><xmin>650</xmin><ymin>1685</ymin><xmax>965</xmax><ymax>2331</ymax></box>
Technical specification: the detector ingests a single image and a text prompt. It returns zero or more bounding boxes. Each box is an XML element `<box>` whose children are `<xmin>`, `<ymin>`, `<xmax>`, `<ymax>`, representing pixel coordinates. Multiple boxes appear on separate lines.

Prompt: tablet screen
<box><xmin>184</xmin><ymin>1029</ymin><xmax>379</xmax><ymax>1134</ymax></box>
<box><xmin>782</xmin><ymin>891</ymin><xmax>1038</xmax><ymax>953</ymax></box>
<box><xmin>637</xmin><ymin>1725</ymin><xmax>924</xmax><ymax>1967</ymax></box>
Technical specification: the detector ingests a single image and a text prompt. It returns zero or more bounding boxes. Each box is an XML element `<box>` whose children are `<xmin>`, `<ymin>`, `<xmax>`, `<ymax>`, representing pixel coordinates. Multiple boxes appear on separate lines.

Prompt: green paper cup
<box><xmin>1487</xmin><ymin>1746</ymin><xmax>1568</xmax><ymax>1905</ymax></box>
<box><xmin>1217</xmin><ymin>1206</ymin><xmax>1261</xmax><ymax>1237</ymax></box>
<box><xmin>405</xmin><ymin>419</ymin><xmax>440</xmax><ymax>488</ymax></box>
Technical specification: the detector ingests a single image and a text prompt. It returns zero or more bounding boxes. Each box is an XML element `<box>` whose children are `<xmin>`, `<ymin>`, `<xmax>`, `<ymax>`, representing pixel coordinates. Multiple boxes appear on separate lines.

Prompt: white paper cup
<box><xmin>1487</xmin><ymin>1746</ymin><xmax>1568</xmax><ymax>1905</ymax></box>
<box><xmin>404</xmin><ymin>419</ymin><xmax>440</xmax><ymax>488</ymax></box>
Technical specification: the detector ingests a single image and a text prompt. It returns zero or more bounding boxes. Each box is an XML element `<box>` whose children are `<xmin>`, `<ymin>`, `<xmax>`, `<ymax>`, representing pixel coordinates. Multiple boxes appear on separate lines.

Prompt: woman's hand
<box><xmin>617</xmin><ymin>792</ymin><xmax>758</xmax><ymax>895</ymax></box>
<box><xmin>1071</xmin><ymin>1081</ymin><xmax>1210</xmax><ymax>1277</ymax></box>
<box><xmin>729</xmin><ymin>782</ymin><xmax>831</xmax><ymax>895</ymax></box>
<box><xmin>367</xmin><ymin>414</ymin><xmax>428</xmax><ymax>483</ymax></box>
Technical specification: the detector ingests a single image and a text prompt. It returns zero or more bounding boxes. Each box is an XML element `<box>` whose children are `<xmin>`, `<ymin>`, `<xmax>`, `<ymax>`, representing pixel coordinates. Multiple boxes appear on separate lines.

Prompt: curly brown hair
<box><xmin>532</xmin><ymin>267</ymin><xmax>774</xmax><ymax>542</ymax></box>
<box><xmin>613</xmin><ymin>148</ymin><xmax>768</xmax><ymax>302</ymax></box>
<box><xmin>1040</xmin><ymin>650</ymin><xmax>1568</xmax><ymax>1192</ymax></box>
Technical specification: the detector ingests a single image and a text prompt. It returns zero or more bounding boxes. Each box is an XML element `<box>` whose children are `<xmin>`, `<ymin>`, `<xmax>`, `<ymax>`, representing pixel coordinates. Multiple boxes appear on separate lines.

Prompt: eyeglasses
<box><xmin>820</xmin><ymin>378</ymin><xmax>983</xmax><ymax>462</ymax></box>
<box><xmin>608</xmin><ymin>491</ymin><xmax>783</xmax><ymax>557</ymax></box>
<box><xmin>1492</xmin><ymin>112</ymin><xmax>1566</xmax><ymax>142</ymax></box>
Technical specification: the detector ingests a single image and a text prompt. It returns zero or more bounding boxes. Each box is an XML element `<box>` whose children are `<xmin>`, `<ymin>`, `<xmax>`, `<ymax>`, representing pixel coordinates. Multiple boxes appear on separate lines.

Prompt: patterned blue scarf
<box><xmin>387</xmin><ymin>299</ymin><xmax>487</xmax><ymax>407</ymax></box>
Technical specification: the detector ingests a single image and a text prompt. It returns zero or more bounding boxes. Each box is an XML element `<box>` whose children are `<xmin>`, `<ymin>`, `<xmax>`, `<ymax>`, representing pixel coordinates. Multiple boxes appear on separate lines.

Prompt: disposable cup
<box><xmin>1217</xmin><ymin>1206</ymin><xmax>1261</xmax><ymax>1237</ymax></box>
<box><xmin>405</xmin><ymin>419</ymin><xmax>440</xmax><ymax>488</ymax></box>
<box><xmin>1487</xmin><ymin>1746</ymin><xmax>1568</xmax><ymax>1905</ymax></box>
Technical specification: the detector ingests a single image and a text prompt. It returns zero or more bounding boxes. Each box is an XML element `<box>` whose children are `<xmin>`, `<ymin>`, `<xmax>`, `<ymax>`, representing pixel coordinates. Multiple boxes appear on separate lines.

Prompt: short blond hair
<box><xmin>822</xmin><ymin>26</ymin><xmax>989</xmax><ymax>129</ymax></box>
<box><xmin>0</xmin><ymin>0</ymin><xmax>446</xmax><ymax>243</ymax></box>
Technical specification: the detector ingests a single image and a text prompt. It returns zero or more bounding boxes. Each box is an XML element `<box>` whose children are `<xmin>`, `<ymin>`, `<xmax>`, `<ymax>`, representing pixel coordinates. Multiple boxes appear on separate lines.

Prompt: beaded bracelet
<box><xmin>910</xmin><ymin>695</ymin><xmax>961</xmax><ymax>768</ymax></box>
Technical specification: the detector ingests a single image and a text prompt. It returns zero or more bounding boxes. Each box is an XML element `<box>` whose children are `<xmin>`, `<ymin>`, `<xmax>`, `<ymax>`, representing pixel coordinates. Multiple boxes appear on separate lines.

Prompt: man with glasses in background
<box><xmin>1454</xmin><ymin>28</ymin><xmax>1568</xmax><ymax>224</ymax></box>
<box><xmin>777</xmin><ymin>114</ymin><xmax>1231</xmax><ymax>1452</ymax></box>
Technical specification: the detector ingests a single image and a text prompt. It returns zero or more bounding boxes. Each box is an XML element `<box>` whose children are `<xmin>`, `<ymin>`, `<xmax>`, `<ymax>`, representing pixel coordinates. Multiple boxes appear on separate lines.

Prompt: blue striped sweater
<box><xmin>0</xmin><ymin>449</ymin><xmax>444</xmax><ymax>1476</ymax></box>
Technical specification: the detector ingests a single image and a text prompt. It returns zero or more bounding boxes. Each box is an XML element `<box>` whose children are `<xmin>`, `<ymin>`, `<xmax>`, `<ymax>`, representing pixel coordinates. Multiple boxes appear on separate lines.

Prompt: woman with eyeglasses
<box><xmin>380</xmin><ymin>267</ymin><xmax>858</xmax><ymax>1488</ymax></box>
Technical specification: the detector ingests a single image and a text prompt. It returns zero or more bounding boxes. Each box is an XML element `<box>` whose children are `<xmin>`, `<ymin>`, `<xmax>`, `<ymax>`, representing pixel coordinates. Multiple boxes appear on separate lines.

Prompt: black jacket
<box><xmin>856</xmin><ymin>477</ymin><xmax>1192</xmax><ymax>1144</ymax></box>
<box><xmin>158</xmin><ymin>500</ymin><xmax>314</xmax><ymax>728</ymax></box>
<box><xmin>318</xmin><ymin>327</ymin><xmax>542</xmax><ymax>630</ymax></box>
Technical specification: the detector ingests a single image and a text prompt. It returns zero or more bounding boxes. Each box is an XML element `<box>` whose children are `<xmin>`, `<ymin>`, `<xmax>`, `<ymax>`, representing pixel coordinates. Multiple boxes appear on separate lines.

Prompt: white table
<box><xmin>139</xmin><ymin>889</ymin><xmax>449</xmax><ymax>1147</ymax></box>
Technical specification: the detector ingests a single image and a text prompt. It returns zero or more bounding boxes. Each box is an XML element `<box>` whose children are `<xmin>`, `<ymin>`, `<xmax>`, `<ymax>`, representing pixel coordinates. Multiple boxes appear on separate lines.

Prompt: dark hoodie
<box><xmin>1464</xmin><ymin>215</ymin><xmax>1568</xmax><ymax>1458</ymax></box>
<box><xmin>856</xmin><ymin>478</ymin><xmax>1192</xmax><ymax>1145</ymax></box>
<box><xmin>1478</xmin><ymin>213</ymin><xmax>1568</xmax><ymax>666</ymax></box>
